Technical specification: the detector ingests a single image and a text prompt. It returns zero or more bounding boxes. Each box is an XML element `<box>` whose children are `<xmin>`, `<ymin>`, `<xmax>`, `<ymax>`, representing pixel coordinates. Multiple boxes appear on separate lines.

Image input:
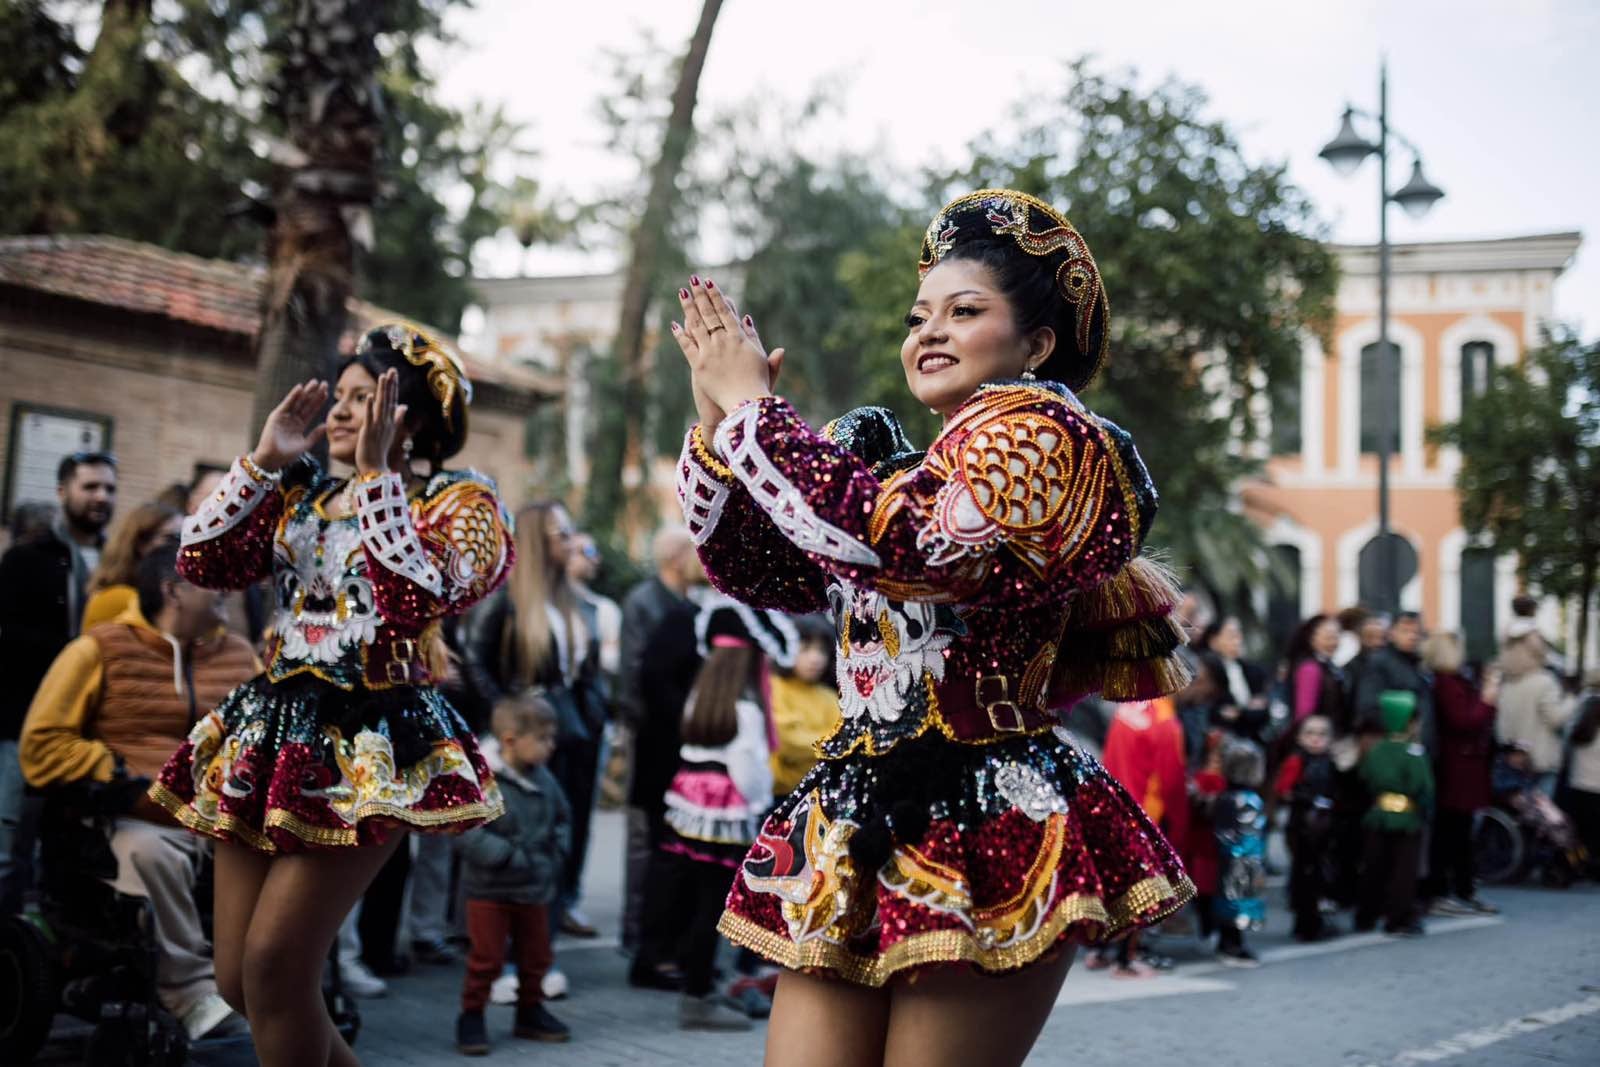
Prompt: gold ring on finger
<box><xmin>706</xmin><ymin>323</ymin><xmax>726</xmax><ymax>333</ymax></box>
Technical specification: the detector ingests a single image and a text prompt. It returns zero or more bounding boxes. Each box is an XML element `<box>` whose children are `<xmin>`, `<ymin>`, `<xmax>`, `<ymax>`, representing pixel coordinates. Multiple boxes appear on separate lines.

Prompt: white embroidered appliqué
<box><xmin>676</xmin><ymin>434</ymin><xmax>730</xmax><ymax>546</ymax></box>
<box><xmin>182</xmin><ymin>457</ymin><xmax>276</xmax><ymax>545</ymax></box>
<box><xmin>994</xmin><ymin>763</ymin><xmax>1070</xmax><ymax>822</ymax></box>
<box><xmin>354</xmin><ymin>473</ymin><xmax>444</xmax><ymax>596</ymax></box>
<box><xmin>713</xmin><ymin>403</ymin><xmax>881</xmax><ymax>568</ymax></box>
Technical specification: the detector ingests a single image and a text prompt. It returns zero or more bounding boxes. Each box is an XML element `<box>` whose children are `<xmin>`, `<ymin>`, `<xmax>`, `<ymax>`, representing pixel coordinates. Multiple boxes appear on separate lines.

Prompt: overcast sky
<box><xmin>435</xmin><ymin>0</ymin><xmax>1599</xmax><ymax>333</ymax></box>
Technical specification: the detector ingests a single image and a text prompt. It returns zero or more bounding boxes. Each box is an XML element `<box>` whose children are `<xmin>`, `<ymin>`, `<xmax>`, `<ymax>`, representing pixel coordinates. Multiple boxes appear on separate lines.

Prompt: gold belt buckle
<box><xmin>386</xmin><ymin>638</ymin><xmax>417</xmax><ymax>685</ymax></box>
<box><xmin>976</xmin><ymin>675</ymin><xmax>1025</xmax><ymax>733</ymax></box>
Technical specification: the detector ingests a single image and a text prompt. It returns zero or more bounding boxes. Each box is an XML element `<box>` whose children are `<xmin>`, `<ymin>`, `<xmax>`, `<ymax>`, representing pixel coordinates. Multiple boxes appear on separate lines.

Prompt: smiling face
<box><xmin>327</xmin><ymin>362</ymin><xmax>378</xmax><ymax>466</ymax></box>
<box><xmin>901</xmin><ymin>259</ymin><xmax>1054</xmax><ymax>418</ymax></box>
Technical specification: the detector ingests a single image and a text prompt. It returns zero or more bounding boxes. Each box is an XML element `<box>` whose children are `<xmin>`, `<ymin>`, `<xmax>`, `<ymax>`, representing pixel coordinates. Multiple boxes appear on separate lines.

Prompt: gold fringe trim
<box><xmin>717</xmin><ymin>872</ymin><xmax>1195</xmax><ymax>988</ymax></box>
<box><xmin>688</xmin><ymin>424</ymin><xmax>735</xmax><ymax>482</ymax></box>
<box><xmin>148</xmin><ymin>780</ymin><xmax>504</xmax><ymax>854</ymax></box>
<box><xmin>1067</xmin><ymin>555</ymin><xmax>1185</xmax><ymax>629</ymax></box>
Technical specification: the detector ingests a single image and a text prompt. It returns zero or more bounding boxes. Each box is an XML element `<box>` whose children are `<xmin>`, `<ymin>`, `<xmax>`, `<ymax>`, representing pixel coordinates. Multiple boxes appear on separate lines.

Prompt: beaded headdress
<box><xmin>361</xmin><ymin>322</ymin><xmax>474</xmax><ymax>429</ymax></box>
<box><xmin>918</xmin><ymin>189</ymin><xmax>1110</xmax><ymax>391</ymax></box>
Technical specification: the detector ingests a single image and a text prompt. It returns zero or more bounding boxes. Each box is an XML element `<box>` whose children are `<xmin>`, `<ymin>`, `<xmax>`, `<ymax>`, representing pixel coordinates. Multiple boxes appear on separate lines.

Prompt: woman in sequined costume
<box><xmin>150</xmin><ymin>324</ymin><xmax>513</xmax><ymax>1067</ymax></box>
<box><xmin>670</xmin><ymin>190</ymin><xmax>1196</xmax><ymax>1066</ymax></box>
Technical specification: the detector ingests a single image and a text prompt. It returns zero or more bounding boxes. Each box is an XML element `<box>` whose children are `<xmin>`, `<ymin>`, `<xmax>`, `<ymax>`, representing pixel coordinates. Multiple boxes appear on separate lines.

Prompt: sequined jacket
<box><xmin>179</xmin><ymin>456</ymin><xmax>514</xmax><ymax>691</ymax></box>
<box><xmin>676</xmin><ymin>380</ymin><xmax>1188</xmax><ymax>757</ymax></box>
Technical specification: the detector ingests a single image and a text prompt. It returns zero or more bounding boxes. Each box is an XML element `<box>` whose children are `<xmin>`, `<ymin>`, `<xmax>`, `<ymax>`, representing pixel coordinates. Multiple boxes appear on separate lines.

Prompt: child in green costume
<box><xmin>1355</xmin><ymin>690</ymin><xmax>1434</xmax><ymax>936</ymax></box>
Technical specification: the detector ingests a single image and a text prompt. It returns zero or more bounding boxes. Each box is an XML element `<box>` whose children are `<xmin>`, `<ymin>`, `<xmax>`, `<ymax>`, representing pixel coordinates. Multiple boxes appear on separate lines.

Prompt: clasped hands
<box><xmin>668</xmin><ymin>274</ymin><xmax>783</xmax><ymax>436</ymax></box>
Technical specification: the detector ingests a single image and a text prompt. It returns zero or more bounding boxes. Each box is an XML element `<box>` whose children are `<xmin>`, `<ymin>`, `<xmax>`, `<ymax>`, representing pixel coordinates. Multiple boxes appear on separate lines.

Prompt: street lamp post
<box><xmin>1319</xmin><ymin>59</ymin><xmax>1444</xmax><ymax>617</ymax></box>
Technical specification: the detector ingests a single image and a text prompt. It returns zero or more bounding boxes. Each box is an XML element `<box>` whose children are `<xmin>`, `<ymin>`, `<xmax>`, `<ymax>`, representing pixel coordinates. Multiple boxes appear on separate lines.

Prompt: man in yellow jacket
<box><xmin>21</xmin><ymin>544</ymin><xmax>258</xmax><ymax>1040</ymax></box>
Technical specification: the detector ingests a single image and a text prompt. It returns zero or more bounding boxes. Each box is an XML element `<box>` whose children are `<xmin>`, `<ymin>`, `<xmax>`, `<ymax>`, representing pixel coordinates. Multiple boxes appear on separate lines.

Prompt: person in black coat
<box><xmin>0</xmin><ymin>451</ymin><xmax>116</xmax><ymax>912</ymax></box>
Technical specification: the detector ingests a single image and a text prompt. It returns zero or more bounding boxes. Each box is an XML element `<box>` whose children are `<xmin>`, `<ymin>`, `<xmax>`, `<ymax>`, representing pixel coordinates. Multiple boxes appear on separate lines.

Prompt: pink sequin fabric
<box><xmin>150</xmin><ymin>457</ymin><xmax>513</xmax><ymax>852</ymax></box>
<box><xmin>679</xmin><ymin>381</ymin><xmax>1195</xmax><ymax>984</ymax></box>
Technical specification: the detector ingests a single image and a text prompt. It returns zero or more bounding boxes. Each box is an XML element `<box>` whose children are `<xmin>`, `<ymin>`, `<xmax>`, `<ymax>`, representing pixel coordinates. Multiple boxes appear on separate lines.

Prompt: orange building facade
<box><xmin>1244</xmin><ymin>232</ymin><xmax>1584</xmax><ymax>663</ymax></box>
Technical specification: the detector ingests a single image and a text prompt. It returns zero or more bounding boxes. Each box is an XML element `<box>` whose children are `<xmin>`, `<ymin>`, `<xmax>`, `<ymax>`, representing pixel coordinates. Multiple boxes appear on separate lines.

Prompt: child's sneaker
<box><xmin>679</xmin><ymin>994</ymin><xmax>753</xmax><ymax>1031</ymax></box>
<box><xmin>490</xmin><ymin>973</ymin><xmax>518</xmax><ymax>1005</ymax></box>
<box><xmin>513</xmin><ymin>1003</ymin><xmax>571</xmax><ymax>1043</ymax></box>
<box><xmin>540</xmin><ymin>967</ymin><xmax>570</xmax><ymax>1000</ymax></box>
<box><xmin>1216</xmin><ymin>944</ymin><xmax>1261</xmax><ymax>968</ymax></box>
<box><xmin>455</xmin><ymin>1012</ymin><xmax>489</xmax><ymax>1056</ymax></box>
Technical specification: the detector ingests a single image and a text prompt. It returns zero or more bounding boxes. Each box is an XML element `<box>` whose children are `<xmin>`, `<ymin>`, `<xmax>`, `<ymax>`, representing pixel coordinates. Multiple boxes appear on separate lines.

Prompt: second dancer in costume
<box><xmin>152</xmin><ymin>324</ymin><xmax>513</xmax><ymax>1067</ymax></box>
<box><xmin>671</xmin><ymin>190</ymin><xmax>1195</xmax><ymax>1066</ymax></box>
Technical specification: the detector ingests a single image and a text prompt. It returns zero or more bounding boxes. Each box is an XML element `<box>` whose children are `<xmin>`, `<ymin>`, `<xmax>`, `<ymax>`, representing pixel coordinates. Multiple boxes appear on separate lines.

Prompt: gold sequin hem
<box><xmin>717</xmin><ymin>872</ymin><xmax>1195</xmax><ymax>988</ymax></box>
<box><xmin>149</xmin><ymin>780</ymin><xmax>504</xmax><ymax>854</ymax></box>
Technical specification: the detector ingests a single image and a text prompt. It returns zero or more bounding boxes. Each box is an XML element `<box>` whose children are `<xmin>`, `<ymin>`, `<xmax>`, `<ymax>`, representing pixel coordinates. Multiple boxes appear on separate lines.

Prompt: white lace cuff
<box><xmin>181</xmin><ymin>456</ymin><xmax>277</xmax><ymax>545</ymax></box>
<box><xmin>353</xmin><ymin>472</ymin><xmax>445</xmax><ymax>596</ymax></box>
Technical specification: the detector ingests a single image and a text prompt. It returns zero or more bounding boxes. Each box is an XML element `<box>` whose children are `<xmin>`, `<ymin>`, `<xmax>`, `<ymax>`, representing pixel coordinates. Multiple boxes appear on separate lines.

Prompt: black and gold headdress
<box><xmin>361</xmin><ymin>321</ymin><xmax>474</xmax><ymax>429</ymax></box>
<box><xmin>918</xmin><ymin>189</ymin><xmax>1110</xmax><ymax>391</ymax></box>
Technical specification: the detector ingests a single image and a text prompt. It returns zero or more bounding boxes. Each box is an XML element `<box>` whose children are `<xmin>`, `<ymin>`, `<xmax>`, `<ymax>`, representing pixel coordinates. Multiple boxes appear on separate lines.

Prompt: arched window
<box><xmin>1460</xmin><ymin>547</ymin><xmax>1497</xmax><ymax>666</ymax></box>
<box><xmin>1266</xmin><ymin>544</ymin><xmax>1303</xmax><ymax>654</ymax></box>
<box><xmin>1461</xmin><ymin>341</ymin><xmax>1495</xmax><ymax>403</ymax></box>
<box><xmin>1359</xmin><ymin>341</ymin><xmax>1401</xmax><ymax>455</ymax></box>
<box><xmin>1270</xmin><ymin>365</ymin><xmax>1302</xmax><ymax>456</ymax></box>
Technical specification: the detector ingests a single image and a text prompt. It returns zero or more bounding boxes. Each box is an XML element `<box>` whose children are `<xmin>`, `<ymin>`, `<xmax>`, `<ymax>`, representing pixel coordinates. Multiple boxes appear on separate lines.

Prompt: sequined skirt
<box><xmin>718</xmin><ymin>727</ymin><xmax>1193</xmax><ymax>986</ymax></box>
<box><xmin>150</xmin><ymin>674</ymin><xmax>503</xmax><ymax>852</ymax></box>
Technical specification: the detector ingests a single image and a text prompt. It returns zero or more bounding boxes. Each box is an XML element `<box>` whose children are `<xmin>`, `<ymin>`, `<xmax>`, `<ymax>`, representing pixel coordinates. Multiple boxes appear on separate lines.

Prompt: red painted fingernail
<box><xmin>743</xmin><ymin>315</ymin><xmax>753</xmax><ymax>326</ymax></box>
<box><xmin>690</xmin><ymin>275</ymin><xmax>700</xmax><ymax>286</ymax></box>
<box><xmin>679</xmin><ymin>288</ymin><xmax>689</xmax><ymax>299</ymax></box>
<box><xmin>670</xmin><ymin>322</ymin><xmax>681</xmax><ymax>333</ymax></box>
<box><xmin>705</xmin><ymin>278</ymin><xmax>715</xmax><ymax>289</ymax></box>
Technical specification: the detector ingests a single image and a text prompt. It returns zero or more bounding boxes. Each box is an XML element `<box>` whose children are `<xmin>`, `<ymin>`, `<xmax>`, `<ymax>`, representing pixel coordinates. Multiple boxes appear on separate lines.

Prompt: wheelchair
<box><xmin>0</xmin><ymin>781</ymin><xmax>361</xmax><ymax>1064</ymax></box>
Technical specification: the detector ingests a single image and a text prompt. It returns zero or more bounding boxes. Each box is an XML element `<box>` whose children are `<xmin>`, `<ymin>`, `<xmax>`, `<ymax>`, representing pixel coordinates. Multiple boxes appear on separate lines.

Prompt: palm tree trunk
<box><xmin>249</xmin><ymin>1</ymin><xmax>383</xmax><ymax>447</ymax></box>
<box><xmin>587</xmin><ymin>0</ymin><xmax>724</xmax><ymax>539</ymax></box>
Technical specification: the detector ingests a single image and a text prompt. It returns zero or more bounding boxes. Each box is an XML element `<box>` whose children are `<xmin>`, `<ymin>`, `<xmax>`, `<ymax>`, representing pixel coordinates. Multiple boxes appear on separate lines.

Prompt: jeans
<box><xmin>0</xmin><ymin>740</ymin><xmax>24</xmax><ymax>913</ymax></box>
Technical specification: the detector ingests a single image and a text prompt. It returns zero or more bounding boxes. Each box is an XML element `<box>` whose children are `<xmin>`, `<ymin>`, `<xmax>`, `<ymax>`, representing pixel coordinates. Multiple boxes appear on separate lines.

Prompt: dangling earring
<box><xmin>1020</xmin><ymin>364</ymin><xmax>1038</xmax><ymax>382</ymax></box>
<box><xmin>402</xmin><ymin>437</ymin><xmax>414</xmax><ymax>461</ymax></box>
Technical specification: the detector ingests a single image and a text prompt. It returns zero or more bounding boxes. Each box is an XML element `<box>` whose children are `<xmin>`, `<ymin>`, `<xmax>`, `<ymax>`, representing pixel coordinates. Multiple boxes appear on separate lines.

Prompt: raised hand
<box><xmin>355</xmin><ymin>367</ymin><xmax>411</xmax><ymax>477</ymax></box>
<box><xmin>670</xmin><ymin>277</ymin><xmax>784</xmax><ymax>433</ymax></box>
<box><xmin>251</xmin><ymin>380</ymin><xmax>329</xmax><ymax>472</ymax></box>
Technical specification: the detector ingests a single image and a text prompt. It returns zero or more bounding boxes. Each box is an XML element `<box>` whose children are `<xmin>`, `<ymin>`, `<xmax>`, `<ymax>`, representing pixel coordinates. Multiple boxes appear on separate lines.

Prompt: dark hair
<box><xmin>9</xmin><ymin>500</ymin><xmax>57</xmax><ymax>543</ymax></box>
<box><xmin>1571</xmin><ymin>693</ymin><xmax>1600</xmax><ymax>748</ymax></box>
<box><xmin>1193</xmin><ymin>616</ymin><xmax>1240</xmax><ymax>654</ymax></box>
<box><xmin>136</xmin><ymin>544</ymin><xmax>182</xmax><ymax>622</ymax></box>
<box><xmin>942</xmin><ymin>237</ymin><xmax>1080</xmax><ymax>384</ymax></box>
<box><xmin>492</xmin><ymin>690</ymin><xmax>559</xmax><ymax>737</ymax></box>
<box><xmin>1394</xmin><ymin>611</ymin><xmax>1422</xmax><ymax>627</ymax></box>
<box><xmin>1285</xmin><ymin>613</ymin><xmax>1335</xmax><ymax>665</ymax></box>
<box><xmin>682</xmin><ymin>645</ymin><xmax>763</xmax><ymax>747</ymax></box>
<box><xmin>776</xmin><ymin>616</ymin><xmax>835</xmax><ymax>681</ymax></box>
<box><xmin>345</xmin><ymin>328</ymin><xmax>469</xmax><ymax>466</ymax></box>
<box><xmin>57</xmin><ymin>450</ymin><xmax>117</xmax><ymax>486</ymax></box>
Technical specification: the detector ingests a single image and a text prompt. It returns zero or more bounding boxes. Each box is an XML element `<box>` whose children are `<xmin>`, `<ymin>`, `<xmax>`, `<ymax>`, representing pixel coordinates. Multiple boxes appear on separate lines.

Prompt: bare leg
<box><xmin>765</xmin><ymin>968</ymin><xmax>892</xmax><ymax>1067</ymax></box>
<box><xmin>212</xmin><ymin>841</ymin><xmax>272</xmax><ymax>1014</ymax></box>
<box><xmin>881</xmin><ymin>949</ymin><xmax>1074</xmax><ymax>1067</ymax></box>
<box><xmin>241</xmin><ymin>835</ymin><xmax>403</xmax><ymax>1067</ymax></box>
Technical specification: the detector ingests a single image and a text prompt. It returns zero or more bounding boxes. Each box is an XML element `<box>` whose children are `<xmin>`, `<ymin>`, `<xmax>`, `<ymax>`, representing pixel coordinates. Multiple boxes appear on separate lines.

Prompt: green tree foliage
<box><xmin>1430</xmin><ymin>328</ymin><xmax>1600</xmax><ymax>676</ymax></box>
<box><xmin>0</xmin><ymin>0</ymin><xmax>553</xmax><ymax>333</ymax></box>
<box><xmin>939</xmin><ymin>62</ymin><xmax>1338</xmax><ymax>604</ymax></box>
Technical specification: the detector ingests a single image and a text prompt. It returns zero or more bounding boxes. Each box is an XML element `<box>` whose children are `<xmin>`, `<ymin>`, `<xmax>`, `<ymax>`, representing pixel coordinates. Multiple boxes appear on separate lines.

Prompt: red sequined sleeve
<box><xmin>708</xmin><ymin>387</ymin><xmax>1143</xmax><ymax>608</ymax></box>
<box><xmin>676</xmin><ymin>424</ymin><xmax>829</xmax><ymax>613</ymax></box>
<box><xmin>177</xmin><ymin>456</ymin><xmax>286</xmax><ymax>590</ymax></box>
<box><xmin>354</xmin><ymin>471</ymin><xmax>515</xmax><ymax>628</ymax></box>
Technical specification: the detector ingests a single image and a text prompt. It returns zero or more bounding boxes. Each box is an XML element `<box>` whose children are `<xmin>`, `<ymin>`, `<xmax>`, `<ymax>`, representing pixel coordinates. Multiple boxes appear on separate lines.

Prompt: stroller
<box><xmin>1473</xmin><ymin>745</ymin><xmax>1586</xmax><ymax>887</ymax></box>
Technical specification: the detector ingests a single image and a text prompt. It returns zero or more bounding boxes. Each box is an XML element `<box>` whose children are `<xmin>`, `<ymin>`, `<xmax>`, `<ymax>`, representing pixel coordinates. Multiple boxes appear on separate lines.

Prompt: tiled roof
<box><xmin>0</xmin><ymin>234</ymin><xmax>560</xmax><ymax>396</ymax></box>
<box><xmin>0</xmin><ymin>234</ymin><xmax>264</xmax><ymax>336</ymax></box>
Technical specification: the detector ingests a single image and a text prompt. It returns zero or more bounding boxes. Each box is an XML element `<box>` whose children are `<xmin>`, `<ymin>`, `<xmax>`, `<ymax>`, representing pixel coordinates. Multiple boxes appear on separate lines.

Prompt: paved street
<box><xmin>37</xmin><ymin>810</ymin><xmax>1600</xmax><ymax>1065</ymax></box>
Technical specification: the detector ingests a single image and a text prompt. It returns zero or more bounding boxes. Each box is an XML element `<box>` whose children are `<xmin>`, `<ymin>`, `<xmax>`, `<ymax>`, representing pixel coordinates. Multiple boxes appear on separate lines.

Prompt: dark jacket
<box><xmin>1353</xmin><ymin>646</ymin><xmax>1435</xmax><ymax>751</ymax></box>
<box><xmin>459</xmin><ymin>587</ymin><xmax>605</xmax><ymax>742</ymax></box>
<box><xmin>457</xmin><ymin>757</ymin><xmax>571</xmax><ymax>905</ymax></box>
<box><xmin>0</xmin><ymin>522</ymin><xmax>96</xmax><ymax>739</ymax></box>
<box><xmin>616</xmin><ymin>576</ymin><xmax>691</xmax><ymax>730</ymax></box>
<box><xmin>628</xmin><ymin>600</ymin><xmax>702</xmax><ymax>814</ymax></box>
<box><xmin>1433</xmin><ymin>672</ymin><xmax>1495</xmax><ymax>813</ymax></box>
